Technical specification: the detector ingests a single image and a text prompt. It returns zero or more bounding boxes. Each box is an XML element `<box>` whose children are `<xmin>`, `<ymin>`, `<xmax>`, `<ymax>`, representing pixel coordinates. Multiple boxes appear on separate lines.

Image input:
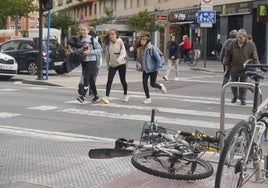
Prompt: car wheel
<box><xmin>27</xmin><ymin>60</ymin><xmax>38</xmax><ymax>75</ymax></box>
<box><xmin>54</xmin><ymin>67</ymin><xmax>65</xmax><ymax>74</ymax></box>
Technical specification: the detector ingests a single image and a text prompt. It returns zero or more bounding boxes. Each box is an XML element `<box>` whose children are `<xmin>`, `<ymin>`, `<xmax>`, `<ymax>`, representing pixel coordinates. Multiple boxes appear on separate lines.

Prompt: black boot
<box><xmin>78</xmin><ymin>83</ymin><xmax>84</xmax><ymax>95</ymax></box>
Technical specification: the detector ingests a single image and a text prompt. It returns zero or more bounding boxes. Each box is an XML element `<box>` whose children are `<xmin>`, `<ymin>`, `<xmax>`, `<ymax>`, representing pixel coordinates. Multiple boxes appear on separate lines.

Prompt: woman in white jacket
<box><xmin>100</xmin><ymin>28</ymin><xmax>128</xmax><ymax>104</ymax></box>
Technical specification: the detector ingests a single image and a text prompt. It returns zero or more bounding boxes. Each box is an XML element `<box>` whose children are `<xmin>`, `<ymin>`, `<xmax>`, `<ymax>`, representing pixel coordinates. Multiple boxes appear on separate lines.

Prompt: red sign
<box><xmin>203</xmin><ymin>0</ymin><xmax>212</xmax><ymax>3</ymax></box>
<box><xmin>156</xmin><ymin>15</ymin><xmax>167</xmax><ymax>21</ymax></box>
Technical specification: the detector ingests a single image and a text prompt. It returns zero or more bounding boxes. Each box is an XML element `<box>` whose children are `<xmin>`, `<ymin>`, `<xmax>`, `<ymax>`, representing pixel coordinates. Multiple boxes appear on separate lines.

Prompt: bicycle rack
<box><xmin>219</xmin><ymin>81</ymin><xmax>261</xmax><ymax>152</ymax></box>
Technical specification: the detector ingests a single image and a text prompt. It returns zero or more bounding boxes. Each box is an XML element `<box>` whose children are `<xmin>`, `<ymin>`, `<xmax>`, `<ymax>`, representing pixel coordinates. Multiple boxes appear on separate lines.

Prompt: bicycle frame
<box><xmin>140</xmin><ymin>108</ymin><xmax>220</xmax><ymax>154</ymax></box>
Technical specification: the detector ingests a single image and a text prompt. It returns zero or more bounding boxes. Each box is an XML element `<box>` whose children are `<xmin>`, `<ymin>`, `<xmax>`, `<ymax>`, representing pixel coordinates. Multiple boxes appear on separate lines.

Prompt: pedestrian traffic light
<box><xmin>41</xmin><ymin>0</ymin><xmax>53</xmax><ymax>11</ymax></box>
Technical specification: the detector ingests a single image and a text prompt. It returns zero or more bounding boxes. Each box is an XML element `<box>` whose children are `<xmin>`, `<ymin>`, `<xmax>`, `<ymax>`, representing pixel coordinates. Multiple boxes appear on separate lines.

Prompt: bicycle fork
<box><xmin>247</xmin><ymin>121</ymin><xmax>266</xmax><ymax>183</ymax></box>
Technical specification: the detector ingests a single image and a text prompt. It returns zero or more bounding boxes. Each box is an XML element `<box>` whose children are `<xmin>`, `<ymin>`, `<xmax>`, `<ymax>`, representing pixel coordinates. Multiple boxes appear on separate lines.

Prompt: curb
<box><xmin>22</xmin><ymin>79</ymin><xmax>62</xmax><ymax>87</ymax></box>
<box><xmin>190</xmin><ymin>67</ymin><xmax>223</xmax><ymax>73</ymax></box>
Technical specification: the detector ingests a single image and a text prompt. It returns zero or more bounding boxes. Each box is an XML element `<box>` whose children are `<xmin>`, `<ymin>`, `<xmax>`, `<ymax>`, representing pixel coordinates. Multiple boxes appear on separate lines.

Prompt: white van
<box><xmin>28</xmin><ymin>28</ymin><xmax>61</xmax><ymax>44</ymax></box>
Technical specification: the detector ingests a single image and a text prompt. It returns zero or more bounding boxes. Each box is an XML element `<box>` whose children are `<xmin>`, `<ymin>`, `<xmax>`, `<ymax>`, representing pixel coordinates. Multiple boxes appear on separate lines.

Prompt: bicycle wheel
<box><xmin>215</xmin><ymin>121</ymin><xmax>252</xmax><ymax>188</ymax></box>
<box><xmin>131</xmin><ymin>150</ymin><xmax>213</xmax><ymax>180</ymax></box>
<box><xmin>187</xmin><ymin>50</ymin><xmax>199</xmax><ymax>67</ymax></box>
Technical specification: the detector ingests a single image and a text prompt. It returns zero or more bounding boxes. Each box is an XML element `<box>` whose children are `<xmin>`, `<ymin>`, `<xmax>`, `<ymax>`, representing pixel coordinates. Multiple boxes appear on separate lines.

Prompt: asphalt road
<box><xmin>0</xmin><ymin>61</ymin><xmax>268</xmax><ymax>188</ymax></box>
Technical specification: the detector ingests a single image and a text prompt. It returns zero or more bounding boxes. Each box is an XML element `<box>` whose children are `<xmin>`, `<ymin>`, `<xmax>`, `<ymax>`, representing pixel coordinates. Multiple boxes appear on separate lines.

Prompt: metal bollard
<box><xmin>265</xmin><ymin>153</ymin><xmax>268</xmax><ymax>178</ymax></box>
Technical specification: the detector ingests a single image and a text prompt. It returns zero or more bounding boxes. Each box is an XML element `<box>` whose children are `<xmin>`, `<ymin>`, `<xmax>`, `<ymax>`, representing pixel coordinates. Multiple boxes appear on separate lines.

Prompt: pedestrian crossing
<box><xmin>0</xmin><ymin>85</ymin><xmax>253</xmax><ymax>131</ymax></box>
<box><xmin>24</xmin><ymin>102</ymin><xmax>247</xmax><ymax>130</ymax></box>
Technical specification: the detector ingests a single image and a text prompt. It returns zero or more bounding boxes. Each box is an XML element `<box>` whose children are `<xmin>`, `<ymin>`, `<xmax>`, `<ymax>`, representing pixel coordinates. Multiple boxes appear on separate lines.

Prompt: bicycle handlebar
<box><xmin>243</xmin><ymin>59</ymin><xmax>268</xmax><ymax>70</ymax></box>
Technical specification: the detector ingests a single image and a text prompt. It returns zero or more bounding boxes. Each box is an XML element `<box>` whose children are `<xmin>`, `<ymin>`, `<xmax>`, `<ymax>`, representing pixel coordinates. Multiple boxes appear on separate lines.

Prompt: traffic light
<box><xmin>41</xmin><ymin>0</ymin><xmax>53</xmax><ymax>11</ymax></box>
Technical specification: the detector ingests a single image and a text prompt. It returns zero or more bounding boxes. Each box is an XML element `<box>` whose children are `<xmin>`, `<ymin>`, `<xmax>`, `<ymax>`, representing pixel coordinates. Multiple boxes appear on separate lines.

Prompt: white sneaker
<box><xmin>122</xmin><ymin>95</ymin><xmax>129</xmax><ymax>102</ymax></box>
<box><xmin>143</xmin><ymin>98</ymin><xmax>151</xmax><ymax>104</ymax></box>
<box><xmin>163</xmin><ymin>76</ymin><xmax>168</xmax><ymax>81</ymax></box>
<box><xmin>174</xmin><ymin>77</ymin><xmax>179</xmax><ymax>81</ymax></box>
<box><xmin>159</xmin><ymin>83</ymin><xmax>167</xmax><ymax>94</ymax></box>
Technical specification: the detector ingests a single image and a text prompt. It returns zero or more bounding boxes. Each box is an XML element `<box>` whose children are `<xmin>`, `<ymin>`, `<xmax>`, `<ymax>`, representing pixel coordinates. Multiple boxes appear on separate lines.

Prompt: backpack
<box><xmin>148</xmin><ymin>47</ymin><xmax>165</xmax><ymax>67</ymax></box>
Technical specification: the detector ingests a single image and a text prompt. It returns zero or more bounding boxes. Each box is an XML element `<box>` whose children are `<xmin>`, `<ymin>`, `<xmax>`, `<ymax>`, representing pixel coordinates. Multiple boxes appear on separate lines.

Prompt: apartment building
<box><xmin>6</xmin><ymin>0</ymin><xmax>39</xmax><ymax>31</ymax></box>
<box><xmin>5</xmin><ymin>0</ymin><xmax>268</xmax><ymax>62</ymax></box>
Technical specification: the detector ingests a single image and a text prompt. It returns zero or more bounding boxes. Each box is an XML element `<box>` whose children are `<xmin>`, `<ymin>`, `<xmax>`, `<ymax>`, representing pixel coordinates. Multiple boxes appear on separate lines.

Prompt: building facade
<box><xmin>5</xmin><ymin>0</ymin><xmax>268</xmax><ymax>62</ymax></box>
<box><xmin>5</xmin><ymin>0</ymin><xmax>39</xmax><ymax>31</ymax></box>
<box><xmin>51</xmin><ymin>0</ymin><xmax>268</xmax><ymax>62</ymax></box>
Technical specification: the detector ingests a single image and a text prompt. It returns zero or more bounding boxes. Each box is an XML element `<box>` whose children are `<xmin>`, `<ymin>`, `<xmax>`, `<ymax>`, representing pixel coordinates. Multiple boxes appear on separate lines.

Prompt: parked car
<box><xmin>0</xmin><ymin>52</ymin><xmax>18</xmax><ymax>77</ymax></box>
<box><xmin>0</xmin><ymin>38</ymin><xmax>66</xmax><ymax>75</ymax></box>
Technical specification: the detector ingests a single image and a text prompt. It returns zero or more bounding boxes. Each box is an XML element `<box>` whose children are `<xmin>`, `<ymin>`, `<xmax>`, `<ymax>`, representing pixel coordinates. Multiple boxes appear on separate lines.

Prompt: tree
<box><xmin>0</xmin><ymin>0</ymin><xmax>38</xmax><ymax>29</ymax></box>
<box><xmin>44</xmin><ymin>12</ymin><xmax>76</xmax><ymax>42</ymax></box>
<box><xmin>127</xmin><ymin>10</ymin><xmax>159</xmax><ymax>32</ymax></box>
<box><xmin>90</xmin><ymin>6</ymin><xmax>115</xmax><ymax>27</ymax></box>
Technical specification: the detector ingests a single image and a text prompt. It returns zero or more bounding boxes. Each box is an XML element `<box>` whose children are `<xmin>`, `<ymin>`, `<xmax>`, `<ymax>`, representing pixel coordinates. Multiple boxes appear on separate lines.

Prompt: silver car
<box><xmin>0</xmin><ymin>52</ymin><xmax>18</xmax><ymax>76</ymax></box>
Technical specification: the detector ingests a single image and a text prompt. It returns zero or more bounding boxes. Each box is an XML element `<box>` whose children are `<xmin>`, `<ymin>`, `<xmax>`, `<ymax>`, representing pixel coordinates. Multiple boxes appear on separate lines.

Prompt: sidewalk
<box><xmin>10</xmin><ymin>59</ymin><xmax>224</xmax><ymax>88</ymax></box>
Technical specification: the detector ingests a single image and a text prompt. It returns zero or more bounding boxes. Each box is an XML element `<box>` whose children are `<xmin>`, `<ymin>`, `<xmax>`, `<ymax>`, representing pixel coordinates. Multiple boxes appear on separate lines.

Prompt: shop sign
<box><xmin>221</xmin><ymin>2</ymin><xmax>252</xmax><ymax>16</ymax></box>
<box><xmin>168</xmin><ymin>9</ymin><xmax>198</xmax><ymax>23</ymax></box>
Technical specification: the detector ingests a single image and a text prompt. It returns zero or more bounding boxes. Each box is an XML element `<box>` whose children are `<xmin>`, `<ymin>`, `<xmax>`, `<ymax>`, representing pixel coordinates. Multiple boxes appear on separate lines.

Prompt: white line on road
<box><xmin>56</xmin><ymin>107</ymin><xmax>235</xmax><ymax>129</ymax></box>
<box><xmin>0</xmin><ymin>112</ymin><xmax>21</xmax><ymax>118</ymax></box>
<box><xmin>0</xmin><ymin>125</ymin><xmax>115</xmax><ymax>142</ymax></box>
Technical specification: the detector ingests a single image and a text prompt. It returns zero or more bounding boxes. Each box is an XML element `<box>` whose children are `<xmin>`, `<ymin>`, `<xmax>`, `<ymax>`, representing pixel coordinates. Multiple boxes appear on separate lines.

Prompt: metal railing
<box><xmin>219</xmin><ymin>81</ymin><xmax>262</xmax><ymax>152</ymax></box>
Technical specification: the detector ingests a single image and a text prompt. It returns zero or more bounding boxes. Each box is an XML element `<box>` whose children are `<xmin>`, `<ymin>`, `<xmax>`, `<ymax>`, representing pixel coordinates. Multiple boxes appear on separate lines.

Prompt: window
<box><xmin>144</xmin><ymin>0</ymin><xmax>147</xmax><ymax>6</ymax></box>
<box><xmin>130</xmin><ymin>0</ymin><xmax>133</xmax><ymax>8</ymax></box>
<box><xmin>29</xmin><ymin>17</ymin><xmax>35</xmax><ymax>22</ymax></box>
<box><xmin>94</xmin><ymin>3</ymin><xmax>97</xmax><ymax>15</ymax></box>
<box><xmin>1</xmin><ymin>41</ymin><xmax>21</xmax><ymax>51</ymax></box>
<box><xmin>124</xmin><ymin>0</ymin><xmax>127</xmax><ymax>9</ymax></box>
<box><xmin>137</xmin><ymin>0</ymin><xmax>140</xmax><ymax>7</ymax></box>
<box><xmin>99</xmin><ymin>1</ymin><xmax>102</xmax><ymax>14</ymax></box>
<box><xmin>19</xmin><ymin>42</ymin><xmax>34</xmax><ymax>50</ymax></box>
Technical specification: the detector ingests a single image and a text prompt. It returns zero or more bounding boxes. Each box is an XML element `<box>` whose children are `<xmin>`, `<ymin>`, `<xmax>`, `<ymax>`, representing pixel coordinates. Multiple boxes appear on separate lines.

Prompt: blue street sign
<box><xmin>197</xmin><ymin>10</ymin><xmax>216</xmax><ymax>24</ymax></box>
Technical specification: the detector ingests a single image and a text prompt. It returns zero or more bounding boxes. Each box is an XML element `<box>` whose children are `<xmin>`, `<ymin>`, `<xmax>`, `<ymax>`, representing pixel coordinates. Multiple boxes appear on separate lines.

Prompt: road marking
<box><xmin>0</xmin><ymin>112</ymin><xmax>21</xmax><ymax>118</ymax></box>
<box><xmin>56</xmin><ymin>107</ymin><xmax>235</xmax><ymax>129</ymax></box>
<box><xmin>0</xmin><ymin>125</ymin><xmax>115</xmax><ymax>142</ymax></box>
<box><xmin>93</xmin><ymin>103</ymin><xmax>248</xmax><ymax>120</ymax></box>
<box><xmin>0</xmin><ymin>88</ymin><xmax>19</xmax><ymax>92</ymax></box>
<box><xmin>28</xmin><ymin>105</ymin><xmax>61</xmax><ymax>111</ymax></box>
<box><xmin>24</xmin><ymin>86</ymin><xmax>48</xmax><ymax>90</ymax></box>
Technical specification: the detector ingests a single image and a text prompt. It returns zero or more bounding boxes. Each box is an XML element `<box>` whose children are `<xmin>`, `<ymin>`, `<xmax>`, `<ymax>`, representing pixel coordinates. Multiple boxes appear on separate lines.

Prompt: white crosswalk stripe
<box><xmin>0</xmin><ymin>112</ymin><xmax>21</xmax><ymax>118</ymax></box>
<box><xmin>26</xmin><ymin>91</ymin><xmax>249</xmax><ymax>130</ymax></box>
<box><xmin>0</xmin><ymin>88</ymin><xmax>19</xmax><ymax>92</ymax></box>
<box><xmin>0</xmin><ymin>85</ymin><xmax>249</xmax><ymax>130</ymax></box>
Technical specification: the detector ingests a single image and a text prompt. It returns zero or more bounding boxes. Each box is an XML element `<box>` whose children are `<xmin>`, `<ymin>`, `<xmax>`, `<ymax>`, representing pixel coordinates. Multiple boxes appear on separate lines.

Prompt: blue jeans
<box><xmin>222</xmin><ymin>69</ymin><xmax>230</xmax><ymax>87</ymax></box>
<box><xmin>215</xmin><ymin>51</ymin><xmax>221</xmax><ymax>61</ymax></box>
<box><xmin>231</xmin><ymin>76</ymin><xmax>247</xmax><ymax>102</ymax></box>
